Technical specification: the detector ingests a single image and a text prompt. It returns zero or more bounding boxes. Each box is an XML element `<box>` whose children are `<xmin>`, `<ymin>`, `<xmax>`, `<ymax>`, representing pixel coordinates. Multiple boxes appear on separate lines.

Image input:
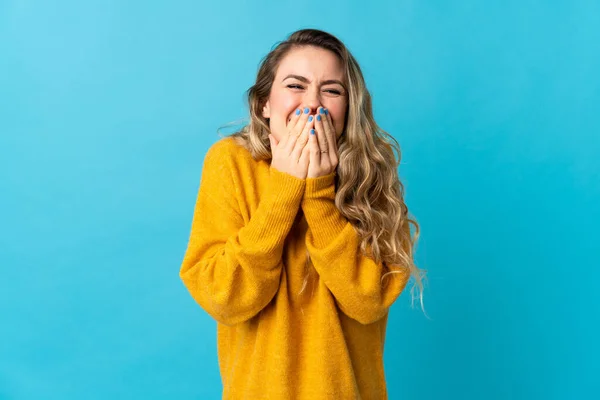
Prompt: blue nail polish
<box><xmin>310</xmin><ymin>129</ymin><xmax>315</xmax><ymax>135</ymax></box>
<box><xmin>295</xmin><ymin>109</ymin><xmax>301</xmax><ymax>115</ymax></box>
<box><xmin>304</xmin><ymin>107</ymin><xmax>309</xmax><ymax>114</ymax></box>
<box><xmin>317</xmin><ymin>115</ymin><xmax>321</xmax><ymax>121</ymax></box>
<box><xmin>324</xmin><ymin>109</ymin><xmax>328</xmax><ymax>115</ymax></box>
<box><xmin>319</xmin><ymin>108</ymin><xmax>325</xmax><ymax>114</ymax></box>
<box><xmin>308</xmin><ymin>115</ymin><xmax>313</xmax><ymax>122</ymax></box>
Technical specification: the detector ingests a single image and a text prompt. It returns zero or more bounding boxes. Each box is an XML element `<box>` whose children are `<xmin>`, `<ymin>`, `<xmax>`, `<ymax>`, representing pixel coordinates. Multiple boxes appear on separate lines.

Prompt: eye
<box><xmin>287</xmin><ymin>84</ymin><xmax>342</xmax><ymax>95</ymax></box>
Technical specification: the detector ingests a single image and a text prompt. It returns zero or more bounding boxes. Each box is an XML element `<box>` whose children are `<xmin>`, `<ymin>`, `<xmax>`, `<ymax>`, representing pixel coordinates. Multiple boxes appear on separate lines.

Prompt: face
<box><xmin>262</xmin><ymin>46</ymin><xmax>348</xmax><ymax>142</ymax></box>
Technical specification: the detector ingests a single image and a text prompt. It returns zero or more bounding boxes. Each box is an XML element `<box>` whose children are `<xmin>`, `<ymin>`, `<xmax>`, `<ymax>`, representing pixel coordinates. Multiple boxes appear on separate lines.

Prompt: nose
<box><xmin>303</xmin><ymin>87</ymin><xmax>322</xmax><ymax>114</ymax></box>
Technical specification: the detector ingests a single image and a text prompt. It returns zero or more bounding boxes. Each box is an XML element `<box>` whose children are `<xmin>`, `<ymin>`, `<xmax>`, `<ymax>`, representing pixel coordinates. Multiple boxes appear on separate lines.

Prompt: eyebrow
<box><xmin>282</xmin><ymin>74</ymin><xmax>346</xmax><ymax>89</ymax></box>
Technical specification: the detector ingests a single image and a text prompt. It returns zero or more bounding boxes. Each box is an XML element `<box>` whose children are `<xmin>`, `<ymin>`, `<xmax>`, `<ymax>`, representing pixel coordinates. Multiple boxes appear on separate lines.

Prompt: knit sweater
<box><xmin>180</xmin><ymin>136</ymin><xmax>411</xmax><ymax>400</ymax></box>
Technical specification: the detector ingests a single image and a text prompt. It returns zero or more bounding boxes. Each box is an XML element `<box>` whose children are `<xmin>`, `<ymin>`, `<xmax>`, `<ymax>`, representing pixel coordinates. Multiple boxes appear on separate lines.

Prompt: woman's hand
<box><xmin>269</xmin><ymin>108</ymin><xmax>315</xmax><ymax>180</ymax></box>
<box><xmin>307</xmin><ymin>107</ymin><xmax>339</xmax><ymax>178</ymax></box>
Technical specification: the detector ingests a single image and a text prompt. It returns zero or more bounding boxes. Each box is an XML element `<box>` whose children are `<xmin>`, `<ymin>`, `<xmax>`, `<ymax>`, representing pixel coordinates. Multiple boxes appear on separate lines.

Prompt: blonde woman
<box><xmin>180</xmin><ymin>28</ymin><xmax>426</xmax><ymax>399</ymax></box>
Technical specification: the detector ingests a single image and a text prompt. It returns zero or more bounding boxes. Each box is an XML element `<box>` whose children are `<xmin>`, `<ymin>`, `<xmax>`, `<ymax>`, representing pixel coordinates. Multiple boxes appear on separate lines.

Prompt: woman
<box><xmin>180</xmin><ymin>28</ymin><xmax>426</xmax><ymax>399</ymax></box>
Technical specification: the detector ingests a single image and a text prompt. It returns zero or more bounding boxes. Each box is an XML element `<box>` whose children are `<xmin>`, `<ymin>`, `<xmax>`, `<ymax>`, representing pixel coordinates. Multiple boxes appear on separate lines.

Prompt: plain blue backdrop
<box><xmin>1</xmin><ymin>0</ymin><xmax>598</xmax><ymax>399</ymax></box>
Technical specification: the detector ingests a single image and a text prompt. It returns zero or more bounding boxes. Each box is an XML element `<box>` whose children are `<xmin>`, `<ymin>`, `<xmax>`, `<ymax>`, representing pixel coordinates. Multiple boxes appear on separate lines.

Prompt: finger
<box><xmin>285</xmin><ymin>109</ymin><xmax>311</xmax><ymax>153</ymax></box>
<box><xmin>316</xmin><ymin>111</ymin><xmax>336</xmax><ymax>169</ymax></box>
<box><xmin>320</xmin><ymin>108</ymin><xmax>337</xmax><ymax>155</ymax></box>
<box><xmin>289</xmin><ymin>107</ymin><xmax>310</xmax><ymax>137</ymax></box>
<box><xmin>315</xmin><ymin>110</ymin><xmax>329</xmax><ymax>153</ymax></box>
<box><xmin>291</xmin><ymin>119</ymin><xmax>311</xmax><ymax>161</ymax></box>
<box><xmin>284</xmin><ymin>130</ymin><xmax>299</xmax><ymax>156</ymax></box>
<box><xmin>308</xmin><ymin>127</ymin><xmax>321</xmax><ymax>168</ymax></box>
<box><xmin>277</xmin><ymin>126</ymin><xmax>290</xmax><ymax>148</ymax></box>
<box><xmin>299</xmin><ymin>138</ymin><xmax>311</xmax><ymax>169</ymax></box>
<box><xmin>286</xmin><ymin>107</ymin><xmax>303</xmax><ymax>134</ymax></box>
<box><xmin>290</xmin><ymin>115</ymin><xmax>315</xmax><ymax>152</ymax></box>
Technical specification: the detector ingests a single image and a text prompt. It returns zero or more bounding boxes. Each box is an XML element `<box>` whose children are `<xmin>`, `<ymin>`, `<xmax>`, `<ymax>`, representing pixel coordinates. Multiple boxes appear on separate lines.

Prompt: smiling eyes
<box><xmin>287</xmin><ymin>84</ymin><xmax>342</xmax><ymax>95</ymax></box>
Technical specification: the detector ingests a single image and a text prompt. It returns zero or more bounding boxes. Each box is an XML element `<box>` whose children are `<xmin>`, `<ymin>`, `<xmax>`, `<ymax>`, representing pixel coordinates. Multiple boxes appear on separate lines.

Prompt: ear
<box><xmin>262</xmin><ymin>100</ymin><xmax>271</xmax><ymax>119</ymax></box>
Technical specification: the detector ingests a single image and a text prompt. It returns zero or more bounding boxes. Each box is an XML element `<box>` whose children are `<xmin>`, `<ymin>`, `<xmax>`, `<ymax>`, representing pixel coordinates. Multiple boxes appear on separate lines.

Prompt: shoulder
<box><xmin>201</xmin><ymin>136</ymin><xmax>262</xmax><ymax>187</ymax></box>
<box><xmin>204</xmin><ymin>136</ymin><xmax>255</xmax><ymax>167</ymax></box>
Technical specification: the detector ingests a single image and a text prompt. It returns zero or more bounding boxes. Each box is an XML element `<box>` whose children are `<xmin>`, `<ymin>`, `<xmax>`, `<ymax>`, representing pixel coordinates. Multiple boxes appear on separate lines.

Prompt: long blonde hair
<box><xmin>224</xmin><ymin>29</ymin><xmax>427</xmax><ymax>313</ymax></box>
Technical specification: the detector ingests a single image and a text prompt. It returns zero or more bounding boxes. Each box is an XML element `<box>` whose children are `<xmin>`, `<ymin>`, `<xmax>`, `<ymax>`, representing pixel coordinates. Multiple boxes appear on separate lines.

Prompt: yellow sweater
<box><xmin>180</xmin><ymin>137</ymin><xmax>410</xmax><ymax>399</ymax></box>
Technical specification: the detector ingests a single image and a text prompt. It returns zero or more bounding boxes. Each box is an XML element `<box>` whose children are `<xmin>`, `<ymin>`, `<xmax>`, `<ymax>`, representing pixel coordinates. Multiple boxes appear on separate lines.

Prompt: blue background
<box><xmin>1</xmin><ymin>0</ymin><xmax>598</xmax><ymax>399</ymax></box>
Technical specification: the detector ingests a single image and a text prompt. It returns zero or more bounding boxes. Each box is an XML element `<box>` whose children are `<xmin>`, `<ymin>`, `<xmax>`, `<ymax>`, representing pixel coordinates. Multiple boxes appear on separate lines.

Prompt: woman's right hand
<box><xmin>268</xmin><ymin>108</ymin><xmax>315</xmax><ymax>180</ymax></box>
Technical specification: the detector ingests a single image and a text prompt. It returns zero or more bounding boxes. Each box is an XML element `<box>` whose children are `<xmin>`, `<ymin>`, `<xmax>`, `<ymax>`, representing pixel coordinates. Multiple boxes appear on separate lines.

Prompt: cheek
<box><xmin>269</xmin><ymin>91</ymin><xmax>298</xmax><ymax>120</ymax></box>
<box><xmin>267</xmin><ymin>91</ymin><xmax>300</xmax><ymax>141</ymax></box>
<box><xmin>328</xmin><ymin>106</ymin><xmax>347</xmax><ymax>134</ymax></box>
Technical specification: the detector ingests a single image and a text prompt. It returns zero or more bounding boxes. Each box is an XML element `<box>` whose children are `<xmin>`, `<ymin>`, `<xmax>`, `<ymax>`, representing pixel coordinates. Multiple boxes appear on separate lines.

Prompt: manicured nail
<box><xmin>319</xmin><ymin>108</ymin><xmax>326</xmax><ymax>114</ymax></box>
<box><xmin>296</xmin><ymin>109</ymin><xmax>301</xmax><ymax>115</ymax></box>
<box><xmin>304</xmin><ymin>107</ymin><xmax>309</xmax><ymax>114</ymax></box>
<box><xmin>310</xmin><ymin>129</ymin><xmax>315</xmax><ymax>135</ymax></box>
<box><xmin>324</xmin><ymin>109</ymin><xmax>328</xmax><ymax>115</ymax></box>
<box><xmin>317</xmin><ymin>115</ymin><xmax>321</xmax><ymax>121</ymax></box>
<box><xmin>308</xmin><ymin>115</ymin><xmax>313</xmax><ymax>122</ymax></box>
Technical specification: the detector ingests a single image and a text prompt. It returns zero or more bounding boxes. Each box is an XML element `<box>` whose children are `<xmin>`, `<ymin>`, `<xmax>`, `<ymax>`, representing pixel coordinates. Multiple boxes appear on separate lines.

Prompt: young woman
<box><xmin>180</xmin><ymin>28</ymin><xmax>426</xmax><ymax>399</ymax></box>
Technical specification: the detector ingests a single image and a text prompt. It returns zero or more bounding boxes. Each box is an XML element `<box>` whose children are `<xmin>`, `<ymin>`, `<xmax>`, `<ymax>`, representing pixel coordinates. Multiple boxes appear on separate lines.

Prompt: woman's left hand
<box><xmin>307</xmin><ymin>106</ymin><xmax>339</xmax><ymax>178</ymax></box>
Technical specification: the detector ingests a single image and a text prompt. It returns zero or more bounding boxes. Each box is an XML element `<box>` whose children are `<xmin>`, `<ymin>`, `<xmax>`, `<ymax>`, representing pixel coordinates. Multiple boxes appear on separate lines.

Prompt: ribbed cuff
<box><xmin>240</xmin><ymin>167</ymin><xmax>305</xmax><ymax>251</ymax></box>
<box><xmin>267</xmin><ymin>167</ymin><xmax>306</xmax><ymax>211</ymax></box>
<box><xmin>304</xmin><ymin>171</ymin><xmax>336</xmax><ymax>199</ymax></box>
<box><xmin>302</xmin><ymin>172</ymin><xmax>347</xmax><ymax>248</ymax></box>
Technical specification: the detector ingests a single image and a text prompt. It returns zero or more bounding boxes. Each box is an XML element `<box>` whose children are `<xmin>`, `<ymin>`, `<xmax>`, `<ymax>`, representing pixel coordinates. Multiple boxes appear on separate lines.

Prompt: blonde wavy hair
<box><xmin>223</xmin><ymin>28</ymin><xmax>427</xmax><ymax>314</ymax></box>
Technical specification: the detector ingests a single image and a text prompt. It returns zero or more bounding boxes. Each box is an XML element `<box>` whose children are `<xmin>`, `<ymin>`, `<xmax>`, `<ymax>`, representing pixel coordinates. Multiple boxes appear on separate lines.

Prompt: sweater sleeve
<box><xmin>301</xmin><ymin>172</ymin><xmax>411</xmax><ymax>325</ymax></box>
<box><xmin>180</xmin><ymin>141</ymin><xmax>305</xmax><ymax>326</ymax></box>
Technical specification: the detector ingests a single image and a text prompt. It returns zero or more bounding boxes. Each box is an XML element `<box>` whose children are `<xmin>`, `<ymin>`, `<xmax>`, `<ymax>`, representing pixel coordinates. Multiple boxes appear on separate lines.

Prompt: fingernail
<box><xmin>304</xmin><ymin>107</ymin><xmax>309</xmax><ymax>114</ymax></box>
<box><xmin>324</xmin><ymin>109</ymin><xmax>328</xmax><ymax>115</ymax></box>
<box><xmin>319</xmin><ymin>108</ymin><xmax>325</xmax><ymax>114</ymax></box>
<box><xmin>308</xmin><ymin>115</ymin><xmax>313</xmax><ymax>122</ymax></box>
<box><xmin>317</xmin><ymin>115</ymin><xmax>321</xmax><ymax>121</ymax></box>
<box><xmin>296</xmin><ymin>109</ymin><xmax>301</xmax><ymax>115</ymax></box>
<box><xmin>310</xmin><ymin>129</ymin><xmax>315</xmax><ymax>135</ymax></box>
